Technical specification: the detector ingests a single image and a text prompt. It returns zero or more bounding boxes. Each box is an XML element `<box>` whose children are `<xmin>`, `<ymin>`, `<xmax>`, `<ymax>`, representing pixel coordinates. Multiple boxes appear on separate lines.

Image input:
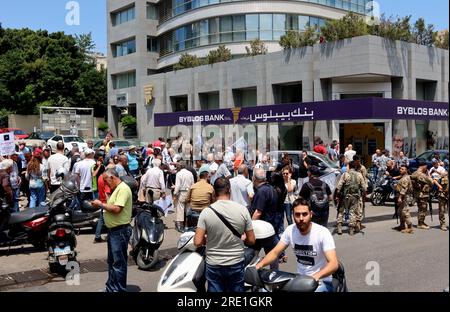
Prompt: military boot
<box><xmin>337</xmin><ymin>224</ymin><xmax>343</xmax><ymax>235</ymax></box>
<box><xmin>417</xmin><ymin>222</ymin><xmax>430</xmax><ymax>230</ymax></box>
<box><xmin>392</xmin><ymin>225</ymin><xmax>405</xmax><ymax>231</ymax></box>
<box><xmin>441</xmin><ymin>224</ymin><xmax>448</xmax><ymax>231</ymax></box>
<box><xmin>401</xmin><ymin>225</ymin><xmax>414</xmax><ymax>234</ymax></box>
<box><xmin>349</xmin><ymin>227</ymin><xmax>355</xmax><ymax>236</ymax></box>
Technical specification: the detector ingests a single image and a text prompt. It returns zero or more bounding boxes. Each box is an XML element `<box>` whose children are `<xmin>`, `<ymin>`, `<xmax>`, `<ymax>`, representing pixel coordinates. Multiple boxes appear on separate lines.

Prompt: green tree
<box><xmin>206</xmin><ymin>45</ymin><xmax>231</xmax><ymax>64</ymax></box>
<box><xmin>279</xmin><ymin>27</ymin><xmax>318</xmax><ymax>49</ymax></box>
<box><xmin>173</xmin><ymin>53</ymin><xmax>201</xmax><ymax>70</ymax></box>
<box><xmin>369</xmin><ymin>15</ymin><xmax>413</xmax><ymax>42</ymax></box>
<box><xmin>412</xmin><ymin>18</ymin><xmax>435</xmax><ymax>46</ymax></box>
<box><xmin>321</xmin><ymin>12</ymin><xmax>369</xmax><ymax>42</ymax></box>
<box><xmin>0</xmin><ymin>28</ymin><xmax>106</xmax><ymax>116</ymax></box>
<box><xmin>245</xmin><ymin>39</ymin><xmax>268</xmax><ymax>56</ymax></box>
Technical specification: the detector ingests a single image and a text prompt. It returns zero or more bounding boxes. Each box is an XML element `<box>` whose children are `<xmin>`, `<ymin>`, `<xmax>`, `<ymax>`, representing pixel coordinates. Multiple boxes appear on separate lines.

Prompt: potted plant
<box><xmin>97</xmin><ymin>121</ymin><xmax>109</xmax><ymax>138</ymax></box>
<box><xmin>121</xmin><ymin>115</ymin><xmax>137</xmax><ymax>138</ymax></box>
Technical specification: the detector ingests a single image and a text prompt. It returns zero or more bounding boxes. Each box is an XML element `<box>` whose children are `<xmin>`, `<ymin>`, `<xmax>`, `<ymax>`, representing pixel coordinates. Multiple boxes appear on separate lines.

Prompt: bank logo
<box><xmin>231</xmin><ymin>108</ymin><xmax>242</xmax><ymax>124</ymax></box>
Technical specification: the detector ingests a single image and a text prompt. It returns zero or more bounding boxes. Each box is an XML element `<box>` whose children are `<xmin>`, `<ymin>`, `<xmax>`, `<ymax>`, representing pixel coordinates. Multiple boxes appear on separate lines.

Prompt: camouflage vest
<box><xmin>344</xmin><ymin>170</ymin><xmax>360</xmax><ymax>196</ymax></box>
<box><xmin>411</xmin><ymin>171</ymin><xmax>431</xmax><ymax>198</ymax></box>
<box><xmin>439</xmin><ymin>175</ymin><xmax>449</xmax><ymax>199</ymax></box>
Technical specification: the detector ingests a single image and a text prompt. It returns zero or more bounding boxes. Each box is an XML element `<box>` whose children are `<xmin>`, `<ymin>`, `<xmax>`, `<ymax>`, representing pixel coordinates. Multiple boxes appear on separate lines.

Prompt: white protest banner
<box><xmin>0</xmin><ymin>132</ymin><xmax>16</xmax><ymax>156</ymax></box>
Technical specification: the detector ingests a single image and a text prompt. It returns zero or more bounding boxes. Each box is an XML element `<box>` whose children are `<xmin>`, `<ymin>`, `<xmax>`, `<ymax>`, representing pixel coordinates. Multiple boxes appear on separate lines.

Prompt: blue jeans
<box><xmin>283</xmin><ymin>203</ymin><xmax>293</xmax><ymax>225</ymax></box>
<box><xmin>315</xmin><ymin>280</ymin><xmax>334</xmax><ymax>292</ymax></box>
<box><xmin>29</xmin><ymin>186</ymin><xmax>46</xmax><ymax>209</ymax></box>
<box><xmin>205</xmin><ymin>260</ymin><xmax>245</xmax><ymax>292</ymax></box>
<box><xmin>11</xmin><ymin>188</ymin><xmax>20</xmax><ymax>212</ymax></box>
<box><xmin>106</xmin><ymin>225</ymin><xmax>132</xmax><ymax>292</ymax></box>
<box><xmin>95</xmin><ymin>209</ymin><xmax>104</xmax><ymax>239</ymax></box>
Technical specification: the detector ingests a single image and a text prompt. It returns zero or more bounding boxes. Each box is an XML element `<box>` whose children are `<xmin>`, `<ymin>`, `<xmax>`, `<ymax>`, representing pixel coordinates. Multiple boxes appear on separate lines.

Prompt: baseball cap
<box><xmin>33</xmin><ymin>148</ymin><xmax>43</xmax><ymax>157</ymax></box>
<box><xmin>84</xmin><ymin>148</ymin><xmax>95</xmax><ymax>155</ymax></box>
<box><xmin>199</xmin><ymin>164</ymin><xmax>210</xmax><ymax>175</ymax></box>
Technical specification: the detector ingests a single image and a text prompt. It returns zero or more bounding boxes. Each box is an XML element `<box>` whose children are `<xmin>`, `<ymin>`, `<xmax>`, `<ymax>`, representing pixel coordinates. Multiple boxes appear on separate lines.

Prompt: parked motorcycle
<box><xmin>0</xmin><ymin>199</ymin><xmax>48</xmax><ymax>250</ymax></box>
<box><xmin>130</xmin><ymin>201</ymin><xmax>165</xmax><ymax>270</ymax></box>
<box><xmin>46</xmin><ymin>169</ymin><xmax>97</xmax><ymax>274</ymax></box>
<box><xmin>371</xmin><ymin>177</ymin><xmax>397</xmax><ymax>206</ymax></box>
<box><xmin>157</xmin><ymin>220</ymin><xmax>275</xmax><ymax>292</ymax></box>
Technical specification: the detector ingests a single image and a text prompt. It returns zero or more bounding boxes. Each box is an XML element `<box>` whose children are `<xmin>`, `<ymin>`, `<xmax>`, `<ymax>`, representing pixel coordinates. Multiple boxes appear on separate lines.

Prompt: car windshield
<box><xmin>41</xmin><ymin>132</ymin><xmax>55</xmax><ymax>139</ymax></box>
<box><xmin>308</xmin><ymin>152</ymin><xmax>339</xmax><ymax>169</ymax></box>
<box><xmin>64</xmin><ymin>136</ymin><xmax>84</xmax><ymax>143</ymax></box>
<box><xmin>115</xmin><ymin>141</ymin><xmax>130</xmax><ymax>147</ymax></box>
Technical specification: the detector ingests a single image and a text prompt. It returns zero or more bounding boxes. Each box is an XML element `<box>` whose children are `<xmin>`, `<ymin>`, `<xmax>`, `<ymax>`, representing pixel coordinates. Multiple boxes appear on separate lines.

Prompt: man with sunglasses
<box><xmin>255</xmin><ymin>197</ymin><xmax>339</xmax><ymax>292</ymax></box>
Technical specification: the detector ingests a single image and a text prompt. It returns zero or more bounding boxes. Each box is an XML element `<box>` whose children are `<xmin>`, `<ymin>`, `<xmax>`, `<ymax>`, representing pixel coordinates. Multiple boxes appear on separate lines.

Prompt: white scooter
<box><xmin>157</xmin><ymin>220</ymin><xmax>275</xmax><ymax>292</ymax></box>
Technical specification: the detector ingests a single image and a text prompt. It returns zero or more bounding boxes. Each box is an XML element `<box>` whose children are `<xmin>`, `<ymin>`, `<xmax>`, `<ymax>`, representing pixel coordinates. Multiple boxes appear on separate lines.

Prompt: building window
<box><xmin>147</xmin><ymin>36</ymin><xmax>158</xmax><ymax>52</ymax></box>
<box><xmin>112</xmin><ymin>71</ymin><xmax>136</xmax><ymax>89</ymax></box>
<box><xmin>112</xmin><ymin>6</ymin><xmax>135</xmax><ymax>26</ymax></box>
<box><xmin>170</xmin><ymin>95</ymin><xmax>188</xmax><ymax>112</ymax></box>
<box><xmin>199</xmin><ymin>92</ymin><xmax>220</xmax><ymax>110</ymax></box>
<box><xmin>161</xmin><ymin>13</ymin><xmax>329</xmax><ymax>56</ymax></box>
<box><xmin>163</xmin><ymin>0</ymin><xmax>370</xmax><ymax>20</ymax></box>
<box><xmin>112</xmin><ymin>38</ymin><xmax>136</xmax><ymax>57</ymax></box>
<box><xmin>146</xmin><ymin>2</ymin><xmax>159</xmax><ymax>20</ymax></box>
<box><xmin>233</xmin><ymin>87</ymin><xmax>257</xmax><ymax>108</ymax></box>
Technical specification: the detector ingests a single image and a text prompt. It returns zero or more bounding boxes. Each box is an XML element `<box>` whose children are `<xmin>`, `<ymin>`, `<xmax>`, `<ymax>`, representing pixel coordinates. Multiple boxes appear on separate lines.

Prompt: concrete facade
<box><xmin>139</xmin><ymin>35</ymin><xmax>448</xmax><ymax>158</ymax></box>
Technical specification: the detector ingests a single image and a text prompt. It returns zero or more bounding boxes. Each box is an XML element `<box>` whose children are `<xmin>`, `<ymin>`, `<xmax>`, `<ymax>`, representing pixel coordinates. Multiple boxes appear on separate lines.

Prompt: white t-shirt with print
<box><xmin>281</xmin><ymin>223</ymin><xmax>336</xmax><ymax>281</ymax></box>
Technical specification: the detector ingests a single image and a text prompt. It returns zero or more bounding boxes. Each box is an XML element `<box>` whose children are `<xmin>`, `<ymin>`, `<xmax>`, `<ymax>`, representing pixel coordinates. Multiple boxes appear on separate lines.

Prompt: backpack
<box><xmin>306</xmin><ymin>182</ymin><xmax>329</xmax><ymax>216</ymax></box>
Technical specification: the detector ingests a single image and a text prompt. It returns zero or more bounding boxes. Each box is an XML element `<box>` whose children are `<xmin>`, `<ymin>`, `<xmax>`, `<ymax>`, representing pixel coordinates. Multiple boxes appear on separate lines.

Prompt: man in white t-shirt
<box><xmin>255</xmin><ymin>197</ymin><xmax>339</xmax><ymax>292</ymax></box>
<box><xmin>74</xmin><ymin>148</ymin><xmax>96</xmax><ymax>200</ymax></box>
<box><xmin>48</xmin><ymin>142</ymin><xmax>70</xmax><ymax>193</ymax></box>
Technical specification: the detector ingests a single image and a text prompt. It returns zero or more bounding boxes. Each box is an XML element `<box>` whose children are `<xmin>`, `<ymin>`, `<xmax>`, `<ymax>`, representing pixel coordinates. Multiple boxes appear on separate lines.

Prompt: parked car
<box><xmin>268</xmin><ymin>150</ymin><xmax>341</xmax><ymax>193</ymax></box>
<box><xmin>47</xmin><ymin>135</ymin><xmax>88</xmax><ymax>155</ymax></box>
<box><xmin>408</xmin><ymin>150</ymin><xmax>449</xmax><ymax>172</ymax></box>
<box><xmin>28</xmin><ymin>131</ymin><xmax>56</xmax><ymax>142</ymax></box>
<box><xmin>0</xmin><ymin>128</ymin><xmax>29</xmax><ymax>140</ymax></box>
<box><xmin>16</xmin><ymin>131</ymin><xmax>55</xmax><ymax>148</ymax></box>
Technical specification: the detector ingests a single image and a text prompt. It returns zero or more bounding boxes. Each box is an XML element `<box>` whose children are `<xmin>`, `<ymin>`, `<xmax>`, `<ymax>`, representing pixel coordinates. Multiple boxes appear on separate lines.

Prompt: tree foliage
<box><xmin>279</xmin><ymin>27</ymin><xmax>318</xmax><ymax>49</ymax></box>
<box><xmin>412</xmin><ymin>18</ymin><xmax>435</xmax><ymax>46</ymax></box>
<box><xmin>245</xmin><ymin>39</ymin><xmax>268</xmax><ymax>56</ymax></box>
<box><xmin>321</xmin><ymin>12</ymin><xmax>369</xmax><ymax>42</ymax></box>
<box><xmin>174</xmin><ymin>53</ymin><xmax>201</xmax><ymax>70</ymax></box>
<box><xmin>0</xmin><ymin>28</ymin><xmax>106</xmax><ymax>116</ymax></box>
<box><xmin>206</xmin><ymin>45</ymin><xmax>231</xmax><ymax>64</ymax></box>
<box><xmin>434</xmin><ymin>30</ymin><xmax>449</xmax><ymax>50</ymax></box>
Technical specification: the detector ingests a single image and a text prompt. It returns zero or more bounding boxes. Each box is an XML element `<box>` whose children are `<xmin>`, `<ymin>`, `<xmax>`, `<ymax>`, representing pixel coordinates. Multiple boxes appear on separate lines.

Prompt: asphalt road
<box><xmin>1</xmin><ymin>202</ymin><xmax>448</xmax><ymax>292</ymax></box>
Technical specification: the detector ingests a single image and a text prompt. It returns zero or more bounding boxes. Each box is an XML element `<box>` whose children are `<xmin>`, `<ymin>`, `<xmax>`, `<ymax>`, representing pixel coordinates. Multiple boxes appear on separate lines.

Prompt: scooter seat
<box><xmin>8</xmin><ymin>207</ymin><xmax>48</xmax><ymax>225</ymax></box>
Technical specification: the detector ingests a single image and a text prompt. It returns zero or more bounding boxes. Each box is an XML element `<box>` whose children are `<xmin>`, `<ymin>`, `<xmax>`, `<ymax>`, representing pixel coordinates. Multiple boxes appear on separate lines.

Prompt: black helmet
<box><xmin>60</xmin><ymin>175</ymin><xmax>79</xmax><ymax>195</ymax></box>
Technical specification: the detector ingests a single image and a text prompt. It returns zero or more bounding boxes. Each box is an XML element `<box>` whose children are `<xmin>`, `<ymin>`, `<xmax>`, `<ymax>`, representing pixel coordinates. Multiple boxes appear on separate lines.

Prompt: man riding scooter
<box><xmin>255</xmin><ymin>197</ymin><xmax>339</xmax><ymax>292</ymax></box>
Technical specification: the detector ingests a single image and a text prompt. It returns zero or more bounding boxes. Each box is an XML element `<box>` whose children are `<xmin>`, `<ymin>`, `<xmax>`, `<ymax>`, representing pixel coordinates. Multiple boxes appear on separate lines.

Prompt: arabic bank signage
<box><xmin>154</xmin><ymin>98</ymin><xmax>449</xmax><ymax>127</ymax></box>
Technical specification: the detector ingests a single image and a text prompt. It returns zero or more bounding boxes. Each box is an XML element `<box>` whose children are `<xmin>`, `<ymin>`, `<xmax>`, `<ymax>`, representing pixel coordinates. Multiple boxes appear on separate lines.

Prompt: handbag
<box><xmin>208</xmin><ymin>206</ymin><xmax>242</xmax><ymax>239</ymax></box>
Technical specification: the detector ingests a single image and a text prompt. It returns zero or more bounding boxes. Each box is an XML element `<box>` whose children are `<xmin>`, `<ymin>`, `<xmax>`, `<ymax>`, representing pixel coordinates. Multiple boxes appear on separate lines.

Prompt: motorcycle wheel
<box><xmin>32</xmin><ymin>238</ymin><xmax>47</xmax><ymax>251</ymax></box>
<box><xmin>136</xmin><ymin>247</ymin><xmax>159</xmax><ymax>270</ymax></box>
<box><xmin>49</xmin><ymin>262</ymin><xmax>67</xmax><ymax>276</ymax></box>
<box><xmin>371</xmin><ymin>192</ymin><xmax>384</xmax><ymax>206</ymax></box>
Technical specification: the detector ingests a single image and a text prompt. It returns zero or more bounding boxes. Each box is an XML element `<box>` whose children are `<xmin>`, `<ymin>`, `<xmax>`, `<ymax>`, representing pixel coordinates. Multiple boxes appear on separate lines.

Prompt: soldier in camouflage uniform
<box><xmin>435</xmin><ymin>171</ymin><xmax>448</xmax><ymax>231</ymax></box>
<box><xmin>395</xmin><ymin>165</ymin><xmax>414</xmax><ymax>234</ymax></box>
<box><xmin>353</xmin><ymin>155</ymin><xmax>368</xmax><ymax>232</ymax></box>
<box><xmin>411</xmin><ymin>161</ymin><xmax>434</xmax><ymax>230</ymax></box>
<box><xmin>336</xmin><ymin>161</ymin><xmax>366</xmax><ymax>236</ymax></box>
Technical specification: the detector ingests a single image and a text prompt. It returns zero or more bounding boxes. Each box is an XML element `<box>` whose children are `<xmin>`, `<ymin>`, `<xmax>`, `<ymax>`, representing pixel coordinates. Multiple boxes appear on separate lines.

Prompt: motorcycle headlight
<box><xmin>177</xmin><ymin>235</ymin><xmax>192</xmax><ymax>250</ymax></box>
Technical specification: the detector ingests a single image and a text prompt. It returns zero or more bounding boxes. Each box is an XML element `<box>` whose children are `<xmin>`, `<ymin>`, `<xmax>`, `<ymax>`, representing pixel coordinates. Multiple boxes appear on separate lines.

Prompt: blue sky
<box><xmin>0</xmin><ymin>0</ymin><xmax>448</xmax><ymax>55</ymax></box>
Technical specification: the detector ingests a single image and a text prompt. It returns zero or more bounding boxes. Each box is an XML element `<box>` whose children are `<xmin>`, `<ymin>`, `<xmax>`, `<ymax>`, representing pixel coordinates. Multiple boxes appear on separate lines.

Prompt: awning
<box><xmin>154</xmin><ymin>98</ymin><xmax>449</xmax><ymax>127</ymax></box>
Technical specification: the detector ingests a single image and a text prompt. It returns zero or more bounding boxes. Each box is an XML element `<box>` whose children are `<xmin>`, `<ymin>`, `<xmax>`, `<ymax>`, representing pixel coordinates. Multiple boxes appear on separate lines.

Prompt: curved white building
<box><xmin>107</xmin><ymin>0</ymin><xmax>370</xmax><ymax>136</ymax></box>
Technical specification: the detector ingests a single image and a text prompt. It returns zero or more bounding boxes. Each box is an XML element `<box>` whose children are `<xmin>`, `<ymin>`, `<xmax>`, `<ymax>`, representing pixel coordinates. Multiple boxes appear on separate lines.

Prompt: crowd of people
<box><xmin>0</xmin><ymin>135</ymin><xmax>448</xmax><ymax>292</ymax></box>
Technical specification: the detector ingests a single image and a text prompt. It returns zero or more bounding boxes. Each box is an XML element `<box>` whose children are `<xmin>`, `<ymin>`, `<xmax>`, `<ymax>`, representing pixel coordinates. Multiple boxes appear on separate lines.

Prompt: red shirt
<box><xmin>314</xmin><ymin>145</ymin><xmax>327</xmax><ymax>155</ymax></box>
<box><xmin>98</xmin><ymin>174</ymin><xmax>111</xmax><ymax>204</ymax></box>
